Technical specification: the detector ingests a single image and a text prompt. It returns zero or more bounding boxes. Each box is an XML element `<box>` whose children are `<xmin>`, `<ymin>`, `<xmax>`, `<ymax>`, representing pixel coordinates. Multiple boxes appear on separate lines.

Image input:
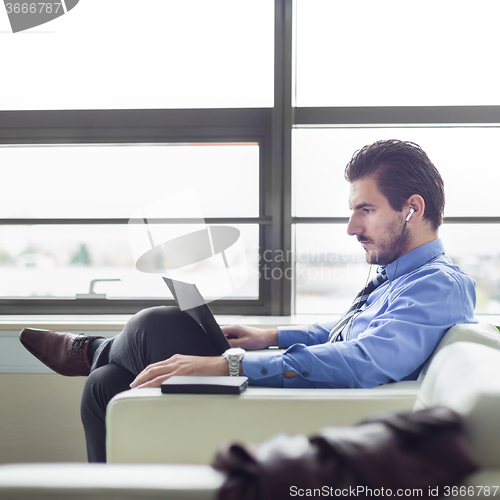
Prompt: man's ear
<box><xmin>404</xmin><ymin>195</ymin><xmax>425</xmax><ymax>223</ymax></box>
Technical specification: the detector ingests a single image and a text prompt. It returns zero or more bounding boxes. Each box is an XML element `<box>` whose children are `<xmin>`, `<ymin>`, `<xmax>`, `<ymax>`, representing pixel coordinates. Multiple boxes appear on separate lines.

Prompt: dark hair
<box><xmin>344</xmin><ymin>139</ymin><xmax>445</xmax><ymax>230</ymax></box>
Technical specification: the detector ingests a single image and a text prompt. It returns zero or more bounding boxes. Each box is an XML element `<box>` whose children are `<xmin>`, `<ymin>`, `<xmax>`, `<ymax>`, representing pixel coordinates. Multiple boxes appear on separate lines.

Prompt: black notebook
<box><xmin>161</xmin><ymin>376</ymin><xmax>248</xmax><ymax>395</ymax></box>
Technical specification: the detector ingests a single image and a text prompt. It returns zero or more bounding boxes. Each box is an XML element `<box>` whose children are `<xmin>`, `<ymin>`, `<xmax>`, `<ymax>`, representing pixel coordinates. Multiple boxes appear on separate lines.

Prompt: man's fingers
<box><xmin>130</xmin><ymin>355</ymin><xmax>226</xmax><ymax>389</ymax></box>
<box><xmin>221</xmin><ymin>325</ymin><xmax>243</xmax><ymax>339</ymax></box>
<box><xmin>228</xmin><ymin>337</ymin><xmax>244</xmax><ymax>347</ymax></box>
<box><xmin>135</xmin><ymin>372</ymin><xmax>176</xmax><ymax>389</ymax></box>
<box><xmin>130</xmin><ymin>360</ymin><xmax>174</xmax><ymax>388</ymax></box>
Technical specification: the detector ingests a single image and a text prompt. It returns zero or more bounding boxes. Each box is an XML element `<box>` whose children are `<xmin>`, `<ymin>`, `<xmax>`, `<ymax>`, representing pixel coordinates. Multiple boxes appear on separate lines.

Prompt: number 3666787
<box><xmin>5</xmin><ymin>3</ymin><xmax>63</xmax><ymax>14</ymax></box>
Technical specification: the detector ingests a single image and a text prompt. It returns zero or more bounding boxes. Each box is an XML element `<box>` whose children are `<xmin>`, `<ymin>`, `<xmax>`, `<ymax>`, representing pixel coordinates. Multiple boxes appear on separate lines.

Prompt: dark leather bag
<box><xmin>212</xmin><ymin>406</ymin><xmax>479</xmax><ymax>500</ymax></box>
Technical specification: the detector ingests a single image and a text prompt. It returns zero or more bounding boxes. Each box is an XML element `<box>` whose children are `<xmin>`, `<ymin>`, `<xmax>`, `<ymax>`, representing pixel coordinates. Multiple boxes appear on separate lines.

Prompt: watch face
<box><xmin>226</xmin><ymin>347</ymin><xmax>245</xmax><ymax>356</ymax></box>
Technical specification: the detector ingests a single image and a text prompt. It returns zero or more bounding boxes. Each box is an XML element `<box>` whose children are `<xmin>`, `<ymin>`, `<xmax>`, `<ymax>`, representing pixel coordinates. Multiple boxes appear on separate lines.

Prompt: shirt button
<box><xmin>261</xmin><ymin>368</ymin><xmax>268</xmax><ymax>375</ymax></box>
<box><xmin>302</xmin><ymin>371</ymin><xmax>308</xmax><ymax>377</ymax></box>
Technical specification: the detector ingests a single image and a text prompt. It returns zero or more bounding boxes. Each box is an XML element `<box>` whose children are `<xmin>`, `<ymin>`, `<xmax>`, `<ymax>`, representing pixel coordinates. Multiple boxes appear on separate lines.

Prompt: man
<box><xmin>20</xmin><ymin>139</ymin><xmax>476</xmax><ymax>462</ymax></box>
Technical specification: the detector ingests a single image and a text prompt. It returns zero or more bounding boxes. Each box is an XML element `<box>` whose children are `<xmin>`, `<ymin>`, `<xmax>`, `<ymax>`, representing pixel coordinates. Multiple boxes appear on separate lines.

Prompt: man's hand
<box><xmin>130</xmin><ymin>354</ymin><xmax>228</xmax><ymax>389</ymax></box>
<box><xmin>221</xmin><ymin>324</ymin><xmax>278</xmax><ymax>350</ymax></box>
<box><xmin>222</xmin><ymin>325</ymin><xmax>298</xmax><ymax>379</ymax></box>
<box><xmin>130</xmin><ymin>325</ymin><xmax>297</xmax><ymax>389</ymax></box>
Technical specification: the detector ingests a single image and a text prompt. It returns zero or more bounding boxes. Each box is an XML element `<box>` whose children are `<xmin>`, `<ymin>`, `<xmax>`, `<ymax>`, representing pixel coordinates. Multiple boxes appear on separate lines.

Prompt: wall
<box><xmin>0</xmin><ymin>374</ymin><xmax>87</xmax><ymax>463</ymax></box>
<box><xmin>0</xmin><ymin>318</ymin><xmax>125</xmax><ymax>464</ymax></box>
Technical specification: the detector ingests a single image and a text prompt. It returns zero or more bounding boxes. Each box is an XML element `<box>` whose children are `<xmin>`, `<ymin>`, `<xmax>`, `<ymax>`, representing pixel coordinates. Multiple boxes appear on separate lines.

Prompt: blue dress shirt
<box><xmin>241</xmin><ymin>239</ymin><xmax>476</xmax><ymax>388</ymax></box>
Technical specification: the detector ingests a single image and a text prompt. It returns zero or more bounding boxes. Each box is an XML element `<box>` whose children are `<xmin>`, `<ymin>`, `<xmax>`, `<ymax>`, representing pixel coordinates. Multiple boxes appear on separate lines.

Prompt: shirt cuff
<box><xmin>241</xmin><ymin>350</ymin><xmax>285</xmax><ymax>387</ymax></box>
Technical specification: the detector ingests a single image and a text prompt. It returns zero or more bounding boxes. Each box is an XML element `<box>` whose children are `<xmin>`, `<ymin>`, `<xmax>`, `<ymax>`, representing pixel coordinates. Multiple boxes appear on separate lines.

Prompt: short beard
<box><xmin>364</xmin><ymin>224</ymin><xmax>410</xmax><ymax>266</ymax></box>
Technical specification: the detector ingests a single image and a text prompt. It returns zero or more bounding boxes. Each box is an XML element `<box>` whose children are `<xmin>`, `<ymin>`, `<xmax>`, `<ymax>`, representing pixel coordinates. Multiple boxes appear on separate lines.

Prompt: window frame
<box><xmin>291</xmin><ymin>105</ymin><xmax>500</xmax><ymax>224</ymax></box>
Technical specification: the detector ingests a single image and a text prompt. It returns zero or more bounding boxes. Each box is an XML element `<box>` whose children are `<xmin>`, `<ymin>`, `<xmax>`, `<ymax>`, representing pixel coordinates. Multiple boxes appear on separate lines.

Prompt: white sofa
<box><xmin>105</xmin><ymin>322</ymin><xmax>500</xmax><ymax>464</ymax></box>
<box><xmin>1</xmin><ymin>340</ymin><xmax>500</xmax><ymax>499</ymax></box>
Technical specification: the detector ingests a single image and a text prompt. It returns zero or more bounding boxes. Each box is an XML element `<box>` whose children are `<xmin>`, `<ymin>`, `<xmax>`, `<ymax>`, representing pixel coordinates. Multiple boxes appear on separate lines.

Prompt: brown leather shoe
<box><xmin>19</xmin><ymin>328</ymin><xmax>105</xmax><ymax>376</ymax></box>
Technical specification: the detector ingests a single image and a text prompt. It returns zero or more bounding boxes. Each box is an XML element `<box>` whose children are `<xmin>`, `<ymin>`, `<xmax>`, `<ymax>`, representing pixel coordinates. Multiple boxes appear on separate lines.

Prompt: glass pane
<box><xmin>436</xmin><ymin>224</ymin><xmax>500</xmax><ymax>315</ymax></box>
<box><xmin>0</xmin><ymin>143</ymin><xmax>259</xmax><ymax>218</ymax></box>
<box><xmin>294</xmin><ymin>224</ymin><xmax>367</xmax><ymax>315</ymax></box>
<box><xmin>0</xmin><ymin>224</ymin><xmax>259</xmax><ymax>300</ymax></box>
<box><xmin>293</xmin><ymin>127</ymin><xmax>500</xmax><ymax>218</ymax></box>
<box><xmin>294</xmin><ymin>223</ymin><xmax>500</xmax><ymax>316</ymax></box>
<box><xmin>0</xmin><ymin>0</ymin><xmax>273</xmax><ymax>110</ymax></box>
<box><xmin>295</xmin><ymin>0</ymin><xmax>500</xmax><ymax>106</ymax></box>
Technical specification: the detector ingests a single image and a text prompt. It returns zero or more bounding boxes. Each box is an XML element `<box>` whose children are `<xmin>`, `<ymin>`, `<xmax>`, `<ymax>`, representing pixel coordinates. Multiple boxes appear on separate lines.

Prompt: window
<box><xmin>295</xmin><ymin>0</ymin><xmax>500</xmax><ymax>107</ymax></box>
<box><xmin>293</xmin><ymin>126</ymin><xmax>500</xmax><ymax>314</ymax></box>
<box><xmin>0</xmin><ymin>142</ymin><xmax>260</xmax><ymax>302</ymax></box>
<box><xmin>0</xmin><ymin>107</ymin><xmax>275</xmax><ymax>314</ymax></box>
<box><xmin>1</xmin><ymin>0</ymin><xmax>500</xmax><ymax>317</ymax></box>
<box><xmin>0</xmin><ymin>0</ymin><xmax>277</xmax><ymax>315</ymax></box>
<box><xmin>292</xmin><ymin>0</ymin><xmax>500</xmax><ymax>317</ymax></box>
<box><xmin>0</xmin><ymin>0</ymin><xmax>274</xmax><ymax>110</ymax></box>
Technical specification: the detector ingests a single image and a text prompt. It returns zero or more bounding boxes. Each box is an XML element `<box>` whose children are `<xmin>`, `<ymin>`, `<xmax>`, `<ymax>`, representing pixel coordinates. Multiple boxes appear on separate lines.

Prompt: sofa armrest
<box><xmin>2</xmin><ymin>463</ymin><xmax>497</xmax><ymax>500</ymax></box>
<box><xmin>106</xmin><ymin>385</ymin><xmax>417</xmax><ymax>464</ymax></box>
<box><xmin>0</xmin><ymin>463</ymin><xmax>224</xmax><ymax>500</ymax></box>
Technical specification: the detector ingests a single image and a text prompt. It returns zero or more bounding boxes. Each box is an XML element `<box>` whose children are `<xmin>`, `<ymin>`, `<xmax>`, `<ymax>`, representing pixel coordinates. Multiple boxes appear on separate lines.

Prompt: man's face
<box><xmin>347</xmin><ymin>175</ymin><xmax>408</xmax><ymax>266</ymax></box>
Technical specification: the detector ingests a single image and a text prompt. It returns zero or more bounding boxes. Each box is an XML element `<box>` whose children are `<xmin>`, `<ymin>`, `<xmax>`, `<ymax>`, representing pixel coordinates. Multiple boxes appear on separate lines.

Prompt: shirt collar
<box><xmin>379</xmin><ymin>238</ymin><xmax>445</xmax><ymax>281</ymax></box>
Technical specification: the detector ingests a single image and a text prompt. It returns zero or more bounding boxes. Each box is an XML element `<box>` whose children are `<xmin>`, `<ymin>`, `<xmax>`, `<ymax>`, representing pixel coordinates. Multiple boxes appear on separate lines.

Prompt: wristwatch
<box><xmin>222</xmin><ymin>347</ymin><xmax>245</xmax><ymax>376</ymax></box>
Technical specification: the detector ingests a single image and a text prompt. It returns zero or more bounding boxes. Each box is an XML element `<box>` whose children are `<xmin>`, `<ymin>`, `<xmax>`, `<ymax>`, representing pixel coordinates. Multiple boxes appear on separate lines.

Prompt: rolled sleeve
<box><xmin>277</xmin><ymin>320</ymin><xmax>338</xmax><ymax>347</ymax></box>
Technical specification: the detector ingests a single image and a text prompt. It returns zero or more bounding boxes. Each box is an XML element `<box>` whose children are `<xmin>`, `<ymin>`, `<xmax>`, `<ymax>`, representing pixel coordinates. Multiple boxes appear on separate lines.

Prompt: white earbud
<box><xmin>405</xmin><ymin>207</ymin><xmax>415</xmax><ymax>222</ymax></box>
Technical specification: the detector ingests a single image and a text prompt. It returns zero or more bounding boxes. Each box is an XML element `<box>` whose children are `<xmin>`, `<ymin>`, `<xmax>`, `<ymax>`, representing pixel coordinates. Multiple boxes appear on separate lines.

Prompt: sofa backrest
<box><xmin>414</xmin><ymin>341</ymin><xmax>500</xmax><ymax>468</ymax></box>
<box><xmin>419</xmin><ymin>322</ymin><xmax>500</xmax><ymax>379</ymax></box>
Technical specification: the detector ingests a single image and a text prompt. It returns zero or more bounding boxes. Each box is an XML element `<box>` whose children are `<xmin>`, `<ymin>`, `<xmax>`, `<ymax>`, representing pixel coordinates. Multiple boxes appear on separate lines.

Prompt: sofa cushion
<box><xmin>419</xmin><ymin>323</ymin><xmax>500</xmax><ymax>378</ymax></box>
<box><xmin>414</xmin><ymin>341</ymin><xmax>500</xmax><ymax>468</ymax></box>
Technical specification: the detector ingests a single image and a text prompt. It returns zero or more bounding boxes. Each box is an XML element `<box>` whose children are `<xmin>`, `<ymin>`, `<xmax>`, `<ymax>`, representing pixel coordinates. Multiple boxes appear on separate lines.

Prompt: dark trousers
<box><xmin>80</xmin><ymin>306</ymin><xmax>224</xmax><ymax>463</ymax></box>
